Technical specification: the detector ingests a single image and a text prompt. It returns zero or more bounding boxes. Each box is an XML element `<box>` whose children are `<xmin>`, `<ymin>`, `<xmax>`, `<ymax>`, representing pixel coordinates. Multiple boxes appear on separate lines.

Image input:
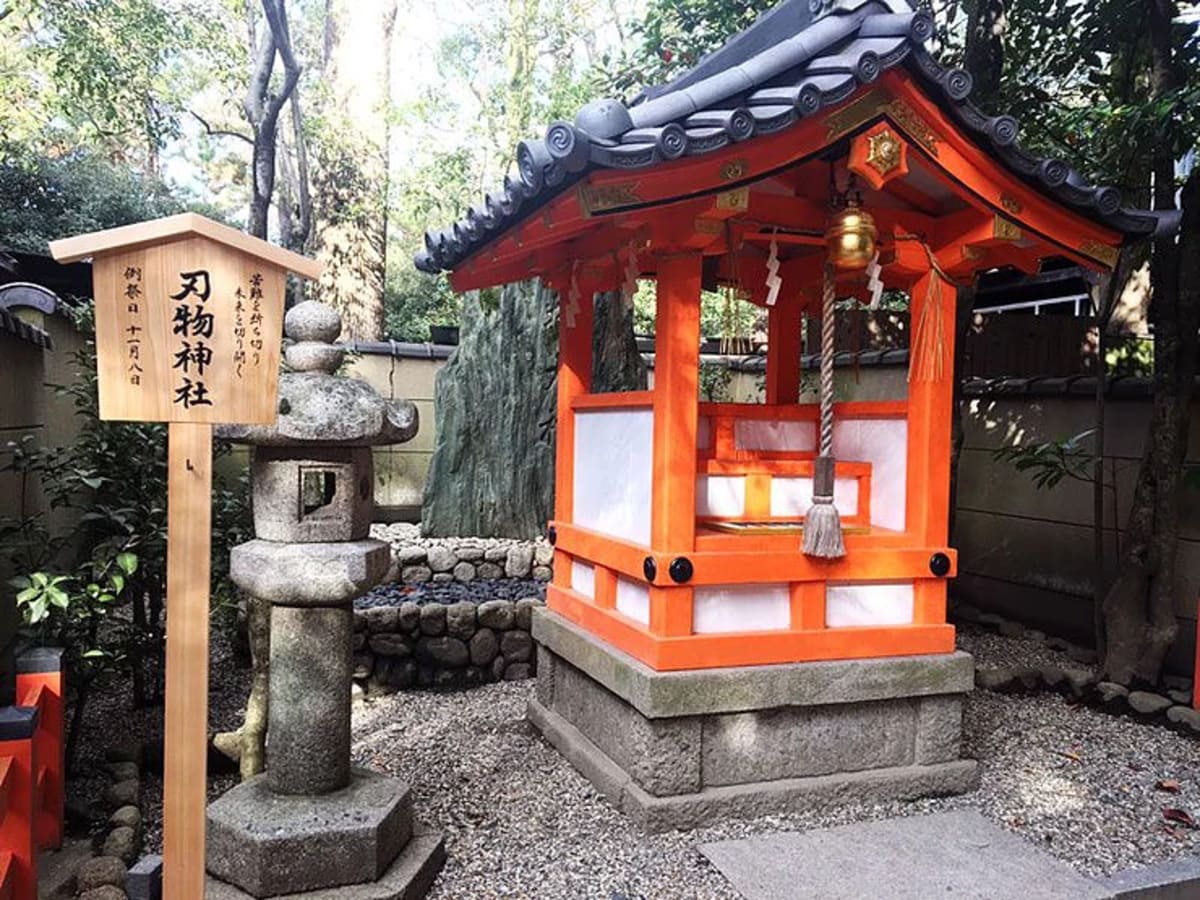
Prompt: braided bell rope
<box><xmin>818</xmin><ymin>261</ymin><xmax>836</xmax><ymax>462</ymax></box>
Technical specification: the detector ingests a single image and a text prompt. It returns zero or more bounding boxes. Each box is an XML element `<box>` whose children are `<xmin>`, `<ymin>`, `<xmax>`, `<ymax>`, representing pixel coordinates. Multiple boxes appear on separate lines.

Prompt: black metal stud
<box><xmin>929</xmin><ymin>552</ymin><xmax>951</xmax><ymax>577</ymax></box>
<box><xmin>669</xmin><ymin>557</ymin><xmax>694</xmax><ymax>584</ymax></box>
<box><xmin>643</xmin><ymin>556</ymin><xmax>657</xmax><ymax>582</ymax></box>
<box><xmin>547</xmin><ymin>526</ymin><xmax>557</xmax><ymax>546</ymax></box>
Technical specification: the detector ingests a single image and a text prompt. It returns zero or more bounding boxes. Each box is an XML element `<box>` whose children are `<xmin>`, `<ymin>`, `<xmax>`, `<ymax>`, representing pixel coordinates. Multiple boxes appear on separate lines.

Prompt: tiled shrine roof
<box><xmin>417</xmin><ymin>0</ymin><xmax>1175</xmax><ymax>276</ymax></box>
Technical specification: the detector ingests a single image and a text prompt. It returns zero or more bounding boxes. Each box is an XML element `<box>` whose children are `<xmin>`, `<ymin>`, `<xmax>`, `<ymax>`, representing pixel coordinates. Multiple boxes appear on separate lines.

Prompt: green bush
<box><xmin>0</xmin><ymin>139</ymin><xmax>222</xmax><ymax>254</ymax></box>
<box><xmin>0</xmin><ymin>302</ymin><xmax>251</xmax><ymax>717</ymax></box>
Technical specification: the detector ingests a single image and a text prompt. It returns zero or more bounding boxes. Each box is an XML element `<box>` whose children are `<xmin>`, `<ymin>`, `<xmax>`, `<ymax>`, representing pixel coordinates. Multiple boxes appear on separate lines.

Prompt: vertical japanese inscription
<box><xmin>249</xmin><ymin>272</ymin><xmax>264</xmax><ymax>368</ymax></box>
<box><xmin>124</xmin><ymin>266</ymin><xmax>144</xmax><ymax>386</ymax></box>
<box><xmin>233</xmin><ymin>286</ymin><xmax>247</xmax><ymax>379</ymax></box>
<box><xmin>170</xmin><ymin>270</ymin><xmax>215</xmax><ymax>409</ymax></box>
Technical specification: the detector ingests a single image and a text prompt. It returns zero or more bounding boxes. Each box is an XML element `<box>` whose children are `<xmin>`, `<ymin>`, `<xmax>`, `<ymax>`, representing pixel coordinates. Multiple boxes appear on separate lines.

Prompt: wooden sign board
<box><xmin>93</xmin><ymin>239</ymin><xmax>284</xmax><ymax>422</ymax></box>
<box><xmin>50</xmin><ymin>214</ymin><xmax>320</xmax><ymax>900</ymax></box>
<box><xmin>51</xmin><ymin>213</ymin><xmax>318</xmax><ymax>424</ymax></box>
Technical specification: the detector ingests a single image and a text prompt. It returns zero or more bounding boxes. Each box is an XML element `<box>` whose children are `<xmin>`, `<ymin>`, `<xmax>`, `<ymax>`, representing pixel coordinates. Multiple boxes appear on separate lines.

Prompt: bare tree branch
<box><xmin>243</xmin><ymin>13</ymin><xmax>276</xmax><ymax>125</ymax></box>
<box><xmin>190</xmin><ymin>109</ymin><xmax>254</xmax><ymax>146</ymax></box>
<box><xmin>244</xmin><ymin>0</ymin><xmax>303</xmax><ymax>239</ymax></box>
<box><xmin>289</xmin><ymin>92</ymin><xmax>312</xmax><ymax>247</ymax></box>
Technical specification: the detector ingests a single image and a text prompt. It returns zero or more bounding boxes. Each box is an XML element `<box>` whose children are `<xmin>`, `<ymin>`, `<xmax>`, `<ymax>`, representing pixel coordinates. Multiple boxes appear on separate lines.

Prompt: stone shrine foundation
<box><xmin>528</xmin><ymin>608</ymin><xmax>977</xmax><ymax>832</ymax></box>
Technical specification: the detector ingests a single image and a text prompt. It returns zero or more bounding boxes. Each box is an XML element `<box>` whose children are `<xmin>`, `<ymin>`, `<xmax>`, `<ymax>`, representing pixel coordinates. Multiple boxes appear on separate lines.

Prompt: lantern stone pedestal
<box><xmin>205</xmin><ymin>301</ymin><xmax>442</xmax><ymax>899</ymax></box>
<box><xmin>529</xmin><ymin>609</ymin><xmax>977</xmax><ymax>833</ymax></box>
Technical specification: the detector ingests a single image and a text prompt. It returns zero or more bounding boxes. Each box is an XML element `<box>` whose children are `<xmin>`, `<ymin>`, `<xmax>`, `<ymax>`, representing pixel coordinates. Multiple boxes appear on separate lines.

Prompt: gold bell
<box><xmin>825</xmin><ymin>198</ymin><xmax>878</xmax><ymax>271</ymax></box>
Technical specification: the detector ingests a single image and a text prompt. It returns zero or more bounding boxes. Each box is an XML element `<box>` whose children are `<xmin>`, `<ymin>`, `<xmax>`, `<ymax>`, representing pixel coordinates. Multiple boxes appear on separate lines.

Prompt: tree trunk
<box><xmin>310</xmin><ymin>0</ymin><xmax>396</xmax><ymax>341</ymax></box>
<box><xmin>1100</xmin><ymin>3</ymin><xmax>1195</xmax><ymax>684</ymax></box>
<box><xmin>592</xmin><ymin>291</ymin><xmax>648</xmax><ymax>392</ymax></box>
<box><xmin>243</xmin><ymin>1</ymin><xmax>300</xmax><ymax>240</ymax></box>
<box><xmin>212</xmin><ymin>593</ymin><xmax>271</xmax><ymax>778</ymax></box>
<box><xmin>239</xmin><ymin>594</ymin><xmax>270</xmax><ymax>778</ymax></box>
<box><xmin>962</xmin><ymin>0</ymin><xmax>1006</xmax><ymax>105</ymax></box>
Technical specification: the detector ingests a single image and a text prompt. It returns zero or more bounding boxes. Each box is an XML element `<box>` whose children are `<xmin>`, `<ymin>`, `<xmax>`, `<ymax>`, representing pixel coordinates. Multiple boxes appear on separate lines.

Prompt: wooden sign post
<box><xmin>50</xmin><ymin>214</ymin><xmax>321</xmax><ymax>900</ymax></box>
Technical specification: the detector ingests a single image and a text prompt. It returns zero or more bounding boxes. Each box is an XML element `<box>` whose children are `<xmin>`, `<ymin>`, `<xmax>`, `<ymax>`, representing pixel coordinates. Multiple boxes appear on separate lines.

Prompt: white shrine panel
<box><xmin>770</xmin><ymin>476</ymin><xmax>860</xmax><ymax>518</ymax></box>
<box><xmin>826</xmin><ymin>582</ymin><xmax>914</xmax><ymax>627</ymax></box>
<box><xmin>693</xmin><ymin>584</ymin><xmax>791</xmax><ymax>634</ymax></box>
<box><xmin>573</xmin><ymin>408</ymin><xmax>653</xmax><ymax>545</ymax></box>
<box><xmin>832</xmin><ymin>418</ymin><xmax>907</xmax><ymax>531</ymax></box>
<box><xmin>696</xmin><ymin>475</ymin><xmax>746</xmax><ymax>517</ymax></box>
<box><xmin>735</xmin><ymin>419</ymin><xmax>816</xmax><ymax>452</ymax></box>
<box><xmin>570</xmin><ymin>561</ymin><xmax>595</xmax><ymax>600</ymax></box>
<box><xmin>615</xmin><ymin>578</ymin><xmax>650</xmax><ymax>626</ymax></box>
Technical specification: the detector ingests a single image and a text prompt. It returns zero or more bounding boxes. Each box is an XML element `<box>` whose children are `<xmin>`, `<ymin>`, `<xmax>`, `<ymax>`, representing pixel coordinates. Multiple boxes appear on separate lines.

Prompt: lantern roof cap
<box><xmin>416</xmin><ymin>0</ymin><xmax>1177</xmax><ymax>277</ymax></box>
<box><xmin>217</xmin><ymin>300</ymin><xmax>419</xmax><ymax>447</ymax></box>
<box><xmin>49</xmin><ymin>212</ymin><xmax>322</xmax><ymax>281</ymax></box>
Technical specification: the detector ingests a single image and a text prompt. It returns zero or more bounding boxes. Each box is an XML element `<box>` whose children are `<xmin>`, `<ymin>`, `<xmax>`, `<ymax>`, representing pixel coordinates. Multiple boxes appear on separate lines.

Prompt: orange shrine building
<box><xmin>417</xmin><ymin>0</ymin><xmax>1173</xmax><ymax>828</ymax></box>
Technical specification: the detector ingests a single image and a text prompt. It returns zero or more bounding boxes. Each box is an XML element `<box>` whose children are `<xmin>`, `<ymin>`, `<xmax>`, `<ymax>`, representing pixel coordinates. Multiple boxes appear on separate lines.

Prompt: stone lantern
<box><xmin>205</xmin><ymin>301</ymin><xmax>444</xmax><ymax>899</ymax></box>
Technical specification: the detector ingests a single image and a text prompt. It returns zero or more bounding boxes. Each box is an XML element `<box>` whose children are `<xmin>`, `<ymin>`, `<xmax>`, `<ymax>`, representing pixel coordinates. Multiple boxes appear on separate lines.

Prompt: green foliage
<box><xmin>0</xmin><ymin>302</ymin><xmax>251</xmax><ymax>694</ymax></box>
<box><xmin>605</xmin><ymin>0</ymin><xmax>774</xmax><ymax>96</ymax></box>
<box><xmin>992</xmin><ymin>429</ymin><xmax>1097</xmax><ymax>490</ymax></box>
<box><xmin>2</xmin><ymin>0</ymin><xmax>234</xmax><ymax>162</ymax></box>
<box><xmin>698</xmin><ymin>361</ymin><xmax>735</xmax><ymax>402</ymax></box>
<box><xmin>631</xmin><ymin>280</ymin><xmax>762</xmax><ymax>339</ymax></box>
<box><xmin>0</xmin><ymin>140</ymin><xmax>201</xmax><ymax>253</ymax></box>
<box><xmin>1105</xmin><ymin>337</ymin><xmax>1155</xmax><ymax>378</ymax></box>
<box><xmin>384</xmin><ymin>267</ymin><xmax>462</xmax><ymax>342</ymax></box>
<box><xmin>928</xmin><ymin>0</ymin><xmax>1200</xmax><ymax>188</ymax></box>
<box><xmin>11</xmin><ymin>550</ymin><xmax>138</xmax><ymax>672</ymax></box>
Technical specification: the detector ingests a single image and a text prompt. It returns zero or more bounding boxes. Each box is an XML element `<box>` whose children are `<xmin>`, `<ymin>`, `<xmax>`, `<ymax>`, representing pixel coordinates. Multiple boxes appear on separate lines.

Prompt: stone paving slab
<box><xmin>699</xmin><ymin>808</ymin><xmax>1107</xmax><ymax>900</ymax></box>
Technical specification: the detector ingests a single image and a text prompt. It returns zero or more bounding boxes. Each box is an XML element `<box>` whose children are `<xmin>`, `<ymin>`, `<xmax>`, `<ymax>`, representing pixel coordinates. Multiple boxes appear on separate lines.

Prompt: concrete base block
<box><xmin>529</xmin><ymin>699</ymin><xmax>977</xmax><ymax>832</ymax></box>
<box><xmin>206</xmin><ymin>827</ymin><xmax>445</xmax><ymax>900</ymax></box>
<box><xmin>206</xmin><ymin>768</ymin><xmax>415</xmax><ymax>896</ymax></box>
<box><xmin>529</xmin><ymin>610</ymin><xmax>977</xmax><ymax>832</ymax></box>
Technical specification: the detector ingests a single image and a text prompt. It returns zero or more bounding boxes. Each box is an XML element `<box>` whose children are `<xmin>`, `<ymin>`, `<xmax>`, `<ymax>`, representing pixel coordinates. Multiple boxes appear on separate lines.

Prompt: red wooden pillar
<box><xmin>0</xmin><ymin>708</ymin><xmax>39</xmax><ymax>900</ymax></box>
<box><xmin>650</xmin><ymin>254</ymin><xmax>701</xmax><ymax>636</ymax></box>
<box><xmin>552</xmin><ymin>277</ymin><xmax>595</xmax><ymax>590</ymax></box>
<box><xmin>17</xmin><ymin>649</ymin><xmax>64</xmax><ymax>850</ymax></box>
<box><xmin>904</xmin><ymin>267</ymin><xmax>956</xmax><ymax>625</ymax></box>
<box><xmin>765</xmin><ymin>292</ymin><xmax>802</xmax><ymax>405</ymax></box>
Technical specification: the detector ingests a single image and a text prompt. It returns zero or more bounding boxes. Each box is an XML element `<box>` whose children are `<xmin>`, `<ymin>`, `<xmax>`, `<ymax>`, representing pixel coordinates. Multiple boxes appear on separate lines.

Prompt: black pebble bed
<box><xmin>354</xmin><ymin>578</ymin><xmax>546</xmax><ymax>609</ymax></box>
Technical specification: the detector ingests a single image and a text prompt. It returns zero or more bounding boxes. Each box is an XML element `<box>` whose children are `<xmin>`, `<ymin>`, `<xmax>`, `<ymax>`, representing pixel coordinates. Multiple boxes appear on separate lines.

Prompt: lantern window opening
<box><xmin>299</xmin><ymin>467</ymin><xmax>338</xmax><ymax>518</ymax></box>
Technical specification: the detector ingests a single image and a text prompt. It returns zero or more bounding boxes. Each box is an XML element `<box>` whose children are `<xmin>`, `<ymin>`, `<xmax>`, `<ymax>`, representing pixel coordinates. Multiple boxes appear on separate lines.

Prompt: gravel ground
<box><xmin>66</xmin><ymin>617</ymin><xmax>1200</xmax><ymax>895</ymax></box>
<box><xmin>356</xmin><ymin>579</ymin><xmax>546</xmax><ymax>609</ymax></box>
<box><xmin>355</xmin><ymin>633</ymin><xmax>1200</xmax><ymax>899</ymax></box>
<box><xmin>956</xmin><ymin>621</ymin><xmax>1094</xmax><ymax>672</ymax></box>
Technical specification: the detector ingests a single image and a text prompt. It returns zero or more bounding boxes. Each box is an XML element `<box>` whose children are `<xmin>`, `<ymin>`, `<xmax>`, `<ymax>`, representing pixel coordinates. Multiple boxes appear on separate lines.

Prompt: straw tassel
<box><xmin>803</xmin><ymin>262</ymin><xmax>846</xmax><ymax>559</ymax></box>
<box><xmin>903</xmin><ymin>237</ymin><xmax>955</xmax><ymax>384</ymax></box>
<box><xmin>910</xmin><ymin>264</ymin><xmax>947</xmax><ymax>382</ymax></box>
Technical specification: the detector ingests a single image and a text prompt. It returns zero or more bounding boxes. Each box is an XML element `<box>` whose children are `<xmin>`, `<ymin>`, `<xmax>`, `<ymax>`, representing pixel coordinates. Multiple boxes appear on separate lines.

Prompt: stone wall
<box><xmin>957</xmin><ymin>379</ymin><xmax>1200</xmax><ymax>674</ymax></box>
<box><xmin>372</xmin><ymin>524</ymin><xmax>554</xmax><ymax>584</ymax></box>
<box><xmin>353</xmin><ymin>597</ymin><xmax>543</xmax><ymax>694</ymax></box>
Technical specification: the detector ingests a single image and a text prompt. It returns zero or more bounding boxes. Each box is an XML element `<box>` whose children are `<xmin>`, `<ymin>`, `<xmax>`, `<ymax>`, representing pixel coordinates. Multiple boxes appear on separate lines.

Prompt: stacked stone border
<box><xmin>72</xmin><ymin>739</ymin><xmax>146</xmax><ymax>900</ymax></box>
<box><xmin>953</xmin><ymin>601</ymin><xmax>1200</xmax><ymax>735</ymax></box>
<box><xmin>354</xmin><ymin>598</ymin><xmax>543</xmax><ymax>694</ymax></box>
<box><xmin>371</xmin><ymin>525</ymin><xmax>555</xmax><ymax>585</ymax></box>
